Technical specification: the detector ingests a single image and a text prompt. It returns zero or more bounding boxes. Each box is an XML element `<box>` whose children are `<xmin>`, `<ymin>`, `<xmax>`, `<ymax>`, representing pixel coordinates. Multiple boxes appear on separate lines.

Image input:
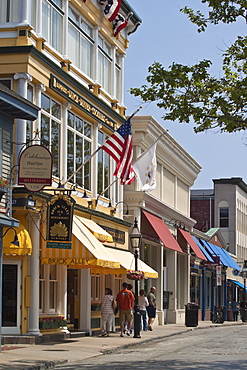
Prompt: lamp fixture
<box><xmin>0</xmin><ymin>227</ymin><xmax>19</xmax><ymax>247</ymax></box>
<box><xmin>112</xmin><ymin>201</ymin><xmax>130</xmax><ymax>216</ymax></box>
<box><xmin>129</xmin><ymin>217</ymin><xmax>142</xmax><ymax>250</ymax></box>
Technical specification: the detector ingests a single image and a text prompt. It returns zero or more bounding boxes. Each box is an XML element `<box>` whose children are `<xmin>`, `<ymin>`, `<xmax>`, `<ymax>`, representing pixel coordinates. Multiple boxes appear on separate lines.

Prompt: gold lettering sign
<box><xmin>50</xmin><ymin>75</ymin><xmax>115</xmax><ymax>128</ymax></box>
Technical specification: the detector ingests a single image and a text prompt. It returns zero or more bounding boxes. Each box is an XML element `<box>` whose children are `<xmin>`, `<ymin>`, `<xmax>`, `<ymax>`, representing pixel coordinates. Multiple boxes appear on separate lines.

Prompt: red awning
<box><xmin>178</xmin><ymin>228</ymin><xmax>206</xmax><ymax>260</ymax></box>
<box><xmin>142</xmin><ymin>210</ymin><xmax>183</xmax><ymax>253</ymax></box>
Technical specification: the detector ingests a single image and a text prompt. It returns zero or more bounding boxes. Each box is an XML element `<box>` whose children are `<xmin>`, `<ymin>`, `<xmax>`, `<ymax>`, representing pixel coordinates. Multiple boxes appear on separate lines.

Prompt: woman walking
<box><xmin>138</xmin><ymin>289</ymin><xmax>149</xmax><ymax>331</ymax></box>
<box><xmin>101</xmin><ymin>288</ymin><xmax>115</xmax><ymax>337</ymax></box>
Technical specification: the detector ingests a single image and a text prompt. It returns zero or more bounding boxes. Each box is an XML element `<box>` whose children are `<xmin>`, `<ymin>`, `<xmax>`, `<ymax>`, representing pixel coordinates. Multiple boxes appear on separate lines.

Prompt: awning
<box><xmin>3</xmin><ymin>224</ymin><xmax>32</xmax><ymax>256</ymax></box>
<box><xmin>178</xmin><ymin>229</ymin><xmax>206</xmax><ymax>260</ymax></box>
<box><xmin>192</xmin><ymin>236</ymin><xmax>214</xmax><ymax>262</ymax></box>
<box><xmin>40</xmin><ymin>215</ymin><xmax>120</xmax><ymax>270</ymax></box>
<box><xmin>76</xmin><ymin>216</ymin><xmax>113</xmax><ymax>243</ymax></box>
<box><xmin>228</xmin><ymin>279</ymin><xmax>247</xmax><ymax>291</ymax></box>
<box><xmin>200</xmin><ymin>239</ymin><xmax>240</xmax><ymax>270</ymax></box>
<box><xmin>142</xmin><ymin>210</ymin><xmax>183</xmax><ymax>253</ymax></box>
<box><xmin>104</xmin><ymin>247</ymin><xmax>159</xmax><ymax>279</ymax></box>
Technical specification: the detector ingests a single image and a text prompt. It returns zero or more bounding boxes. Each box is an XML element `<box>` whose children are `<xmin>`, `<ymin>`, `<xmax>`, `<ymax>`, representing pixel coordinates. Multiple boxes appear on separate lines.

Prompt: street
<box><xmin>55</xmin><ymin>326</ymin><xmax>247</xmax><ymax>369</ymax></box>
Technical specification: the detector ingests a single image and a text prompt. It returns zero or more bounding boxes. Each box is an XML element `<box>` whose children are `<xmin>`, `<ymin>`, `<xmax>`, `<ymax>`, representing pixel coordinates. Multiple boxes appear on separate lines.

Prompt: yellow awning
<box><xmin>40</xmin><ymin>216</ymin><xmax>120</xmax><ymax>269</ymax></box>
<box><xmin>77</xmin><ymin>216</ymin><xmax>113</xmax><ymax>243</ymax></box>
<box><xmin>3</xmin><ymin>224</ymin><xmax>32</xmax><ymax>256</ymax></box>
<box><xmin>104</xmin><ymin>247</ymin><xmax>159</xmax><ymax>279</ymax></box>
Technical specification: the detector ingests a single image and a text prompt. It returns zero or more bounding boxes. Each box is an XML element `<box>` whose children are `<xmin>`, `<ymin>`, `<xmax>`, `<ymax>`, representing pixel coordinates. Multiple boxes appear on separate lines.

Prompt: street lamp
<box><xmin>242</xmin><ymin>260</ymin><xmax>247</xmax><ymax>322</ymax></box>
<box><xmin>129</xmin><ymin>218</ymin><xmax>142</xmax><ymax>339</ymax></box>
<box><xmin>0</xmin><ymin>227</ymin><xmax>19</xmax><ymax>353</ymax></box>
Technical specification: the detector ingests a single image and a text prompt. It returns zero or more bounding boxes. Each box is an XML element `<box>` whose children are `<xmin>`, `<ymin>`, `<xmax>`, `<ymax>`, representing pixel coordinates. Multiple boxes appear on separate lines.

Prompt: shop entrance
<box><xmin>67</xmin><ymin>269</ymin><xmax>79</xmax><ymax>330</ymax></box>
<box><xmin>2</xmin><ymin>261</ymin><xmax>21</xmax><ymax>334</ymax></box>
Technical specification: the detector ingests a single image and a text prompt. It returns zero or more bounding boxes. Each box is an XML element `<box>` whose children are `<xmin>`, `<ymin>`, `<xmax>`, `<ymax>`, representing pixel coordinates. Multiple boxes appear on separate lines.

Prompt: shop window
<box><xmin>98</xmin><ymin>36</ymin><xmax>112</xmax><ymax>93</ymax></box>
<box><xmin>41</xmin><ymin>93</ymin><xmax>61</xmax><ymax>178</ymax></box>
<box><xmin>39</xmin><ymin>264</ymin><xmax>58</xmax><ymax>313</ymax></box>
<box><xmin>97</xmin><ymin>131</ymin><xmax>110</xmax><ymax>198</ymax></box>
<box><xmin>68</xmin><ymin>6</ymin><xmax>94</xmax><ymax>78</ymax></box>
<box><xmin>91</xmin><ymin>274</ymin><xmax>101</xmax><ymax>302</ymax></box>
<box><xmin>42</xmin><ymin>0</ymin><xmax>63</xmax><ymax>54</ymax></box>
<box><xmin>0</xmin><ymin>0</ymin><xmax>19</xmax><ymax>22</ymax></box>
<box><xmin>67</xmin><ymin>112</ymin><xmax>92</xmax><ymax>190</ymax></box>
<box><xmin>219</xmin><ymin>207</ymin><xmax>229</xmax><ymax>228</ymax></box>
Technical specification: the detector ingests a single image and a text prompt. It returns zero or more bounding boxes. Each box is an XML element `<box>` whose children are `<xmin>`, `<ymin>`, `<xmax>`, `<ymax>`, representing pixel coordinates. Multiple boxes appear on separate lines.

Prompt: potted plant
<box><xmin>0</xmin><ymin>178</ymin><xmax>11</xmax><ymax>201</ymax></box>
<box><xmin>127</xmin><ymin>270</ymin><xmax>145</xmax><ymax>280</ymax></box>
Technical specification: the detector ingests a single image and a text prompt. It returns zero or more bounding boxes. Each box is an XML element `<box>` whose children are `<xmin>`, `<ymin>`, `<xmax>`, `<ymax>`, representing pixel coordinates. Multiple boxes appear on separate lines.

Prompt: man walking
<box><xmin>116</xmin><ymin>282</ymin><xmax>135</xmax><ymax>337</ymax></box>
<box><xmin>146</xmin><ymin>286</ymin><xmax>156</xmax><ymax>331</ymax></box>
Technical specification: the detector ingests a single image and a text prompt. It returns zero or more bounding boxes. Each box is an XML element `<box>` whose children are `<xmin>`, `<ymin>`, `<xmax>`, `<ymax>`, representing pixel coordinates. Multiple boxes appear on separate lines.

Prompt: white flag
<box><xmin>133</xmin><ymin>142</ymin><xmax>157</xmax><ymax>191</ymax></box>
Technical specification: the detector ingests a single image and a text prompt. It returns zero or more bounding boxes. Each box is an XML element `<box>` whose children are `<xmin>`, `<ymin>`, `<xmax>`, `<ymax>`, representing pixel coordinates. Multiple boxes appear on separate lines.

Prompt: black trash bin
<box><xmin>185</xmin><ymin>303</ymin><xmax>198</xmax><ymax>327</ymax></box>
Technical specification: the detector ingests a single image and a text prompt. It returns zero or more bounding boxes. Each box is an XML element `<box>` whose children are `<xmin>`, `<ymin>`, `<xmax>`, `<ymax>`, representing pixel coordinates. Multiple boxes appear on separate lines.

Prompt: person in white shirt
<box><xmin>138</xmin><ymin>289</ymin><xmax>149</xmax><ymax>331</ymax></box>
<box><xmin>101</xmin><ymin>288</ymin><xmax>115</xmax><ymax>337</ymax></box>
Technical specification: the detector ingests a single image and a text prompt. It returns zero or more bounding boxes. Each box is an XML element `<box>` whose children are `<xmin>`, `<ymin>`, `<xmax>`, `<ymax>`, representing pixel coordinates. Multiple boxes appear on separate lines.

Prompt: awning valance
<box><xmin>178</xmin><ymin>228</ymin><xmax>206</xmax><ymax>260</ymax></box>
<box><xmin>104</xmin><ymin>247</ymin><xmax>159</xmax><ymax>279</ymax></box>
<box><xmin>76</xmin><ymin>216</ymin><xmax>113</xmax><ymax>243</ymax></box>
<box><xmin>142</xmin><ymin>210</ymin><xmax>183</xmax><ymax>253</ymax></box>
<box><xmin>40</xmin><ymin>215</ymin><xmax>120</xmax><ymax>270</ymax></box>
<box><xmin>3</xmin><ymin>223</ymin><xmax>32</xmax><ymax>256</ymax></box>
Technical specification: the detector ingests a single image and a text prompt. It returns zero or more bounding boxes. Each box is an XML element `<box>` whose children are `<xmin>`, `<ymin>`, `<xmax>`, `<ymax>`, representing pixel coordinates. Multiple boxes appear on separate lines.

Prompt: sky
<box><xmin>124</xmin><ymin>1</ymin><xmax>247</xmax><ymax>189</ymax></box>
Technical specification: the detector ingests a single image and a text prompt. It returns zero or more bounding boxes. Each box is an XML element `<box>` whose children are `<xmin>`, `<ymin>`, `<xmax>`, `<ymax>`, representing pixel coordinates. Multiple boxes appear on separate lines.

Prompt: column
<box><xmin>20</xmin><ymin>0</ymin><xmax>28</xmax><ymax>24</ymax></box>
<box><xmin>13</xmin><ymin>72</ymin><xmax>32</xmax><ymax>167</ymax></box>
<box><xmin>57</xmin><ymin>265</ymin><xmax>69</xmax><ymax>333</ymax></box>
<box><xmin>156</xmin><ymin>242</ymin><xmax>164</xmax><ymax>325</ymax></box>
<box><xmin>166</xmin><ymin>249</ymin><xmax>177</xmax><ymax>323</ymax></box>
<box><xmin>27</xmin><ymin>213</ymin><xmax>42</xmax><ymax>336</ymax></box>
<box><xmin>79</xmin><ymin>269</ymin><xmax>91</xmax><ymax>334</ymax></box>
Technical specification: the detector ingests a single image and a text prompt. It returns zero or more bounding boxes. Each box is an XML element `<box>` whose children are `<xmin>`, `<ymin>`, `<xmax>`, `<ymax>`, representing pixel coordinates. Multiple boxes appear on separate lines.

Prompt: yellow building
<box><xmin>0</xmin><ymin>0</ymin><xmax>158</xmax><ymax>336</ymax></box>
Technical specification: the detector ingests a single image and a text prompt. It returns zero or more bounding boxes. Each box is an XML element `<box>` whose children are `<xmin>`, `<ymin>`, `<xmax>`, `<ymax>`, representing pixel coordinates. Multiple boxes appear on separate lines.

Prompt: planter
<box><xmin>39</xmin><ymin>320</ymin><xmax>66</xmax><ymax>329</ymax></box>
<box><xmin>0</xmin><ymin>187</ymin><xmax>7</xmax><ymax>202</ymax></box>
<box><xmin>127</xmin><ymin>271</ymin><xmax>145</xmax><ymax>280</ymax></box>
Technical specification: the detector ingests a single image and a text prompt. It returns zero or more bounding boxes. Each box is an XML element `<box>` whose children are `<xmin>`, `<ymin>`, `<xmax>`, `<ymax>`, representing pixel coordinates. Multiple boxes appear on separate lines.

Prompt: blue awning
<box><xmin>228</xmin><ymin>279</ymin><xmax>247</xmax><ymax>291</ymax></box>
<box><xmin>200</xmin><ymin>239</ymin><xmax>240</xmax><ymax>270</ymax></box>
<box><xmin>192</xmin><ymin>237</ymin><xmax>214</xmax><ymax>262</ymax></box>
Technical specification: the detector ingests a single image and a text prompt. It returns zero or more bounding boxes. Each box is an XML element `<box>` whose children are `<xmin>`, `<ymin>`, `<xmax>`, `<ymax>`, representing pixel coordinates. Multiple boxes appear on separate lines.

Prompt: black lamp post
<box><xmin>242</xmin><ymin>260</ymin><xmax>247</xmax><ymax>322</ymax></box>
<box><xmin>129</xmin><ymin>217</ymin><xmax>142</xmax><ymax>339</ymax></box>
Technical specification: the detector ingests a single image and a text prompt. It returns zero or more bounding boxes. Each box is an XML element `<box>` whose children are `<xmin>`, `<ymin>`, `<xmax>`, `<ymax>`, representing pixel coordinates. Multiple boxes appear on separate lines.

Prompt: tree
<box><xmin>130</xmin><ymin>1</ymin><xmax>247</xmax><ymax>133</ymax></box>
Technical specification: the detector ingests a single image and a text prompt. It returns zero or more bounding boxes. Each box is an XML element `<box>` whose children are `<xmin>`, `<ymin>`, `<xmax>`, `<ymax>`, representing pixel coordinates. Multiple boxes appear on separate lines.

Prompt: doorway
<box><xmin>2</xmin><ymin>261</ymin><xmax>21</xmax><ymax>334</ymax></box>
<box><xmin>67</xmin><ymin>269</ymin><xmax>79</xmax><ymax>330</ymax></box>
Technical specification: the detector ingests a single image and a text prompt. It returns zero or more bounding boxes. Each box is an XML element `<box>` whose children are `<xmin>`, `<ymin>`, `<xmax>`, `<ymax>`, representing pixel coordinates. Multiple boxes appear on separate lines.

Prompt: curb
<box><xmin>20</xmin><ymin>359</ymin><xmax>68</xmax><ymax>370</ymax></box>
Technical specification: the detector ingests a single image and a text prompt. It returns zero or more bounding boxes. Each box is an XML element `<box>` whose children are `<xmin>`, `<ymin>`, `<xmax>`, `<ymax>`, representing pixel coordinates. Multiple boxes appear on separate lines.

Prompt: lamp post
<box><xmin>0</xmin><ymin>227</ymin><xmax>19</xmax><ymax>353</ymax></box>
<box><xmin>242</xmin><ymin>260</ymin><xmax>247</xmax><ymax>322</ymax></box>
<box><xmin>129</xmin><ymin>218</ymin><xmax>142</xmax><ymax>339</ymax></box>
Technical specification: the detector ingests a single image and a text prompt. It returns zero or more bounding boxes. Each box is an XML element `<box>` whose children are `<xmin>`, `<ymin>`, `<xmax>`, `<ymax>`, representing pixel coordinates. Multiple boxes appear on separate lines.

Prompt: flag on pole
<box><xmin>102</xmin><ymin>118</ymin><xmax>135</xmax><ymax>185</ymax></box>
<box><xmin>133</xmin><ymin>142</ymin><xmax>157</xmax><ymax>191</ymax></box>
<box><xmin>112</xmin><ymin>13</ymin><xmax>128</xmax><ymax>37</ymax></box>
<box><xmin>99</xmin><ymin>0</ymin><xmax>122</xmax><ymax>22</ymax></box>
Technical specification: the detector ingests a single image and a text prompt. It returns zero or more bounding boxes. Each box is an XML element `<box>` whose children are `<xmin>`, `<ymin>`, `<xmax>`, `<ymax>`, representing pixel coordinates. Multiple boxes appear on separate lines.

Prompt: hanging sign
<box><xmin>18</xmin><ymin>145</ymin><xmax>52</xmax><ymax>192</ymax></box>
<box><xmin>46</xmin><ymin>194</ymin><xmax>75</xmax><ymax>249</ymax></box>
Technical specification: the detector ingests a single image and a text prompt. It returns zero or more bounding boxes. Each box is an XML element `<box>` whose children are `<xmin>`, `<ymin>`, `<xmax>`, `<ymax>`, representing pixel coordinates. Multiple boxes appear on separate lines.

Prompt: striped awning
<box><xmin>77</xmin><ymin>216</ymin><xmax>113</xmax><ymax>243</ymax></box>
<box><xmin>3</xmin><ymin>223</ymin><xmax>32</xmax><ymax>256</ymax></box>
<box><xmin>40</xmin><ymin>215</ymin><xmax>120</xmax><ymax>270</ymax></box>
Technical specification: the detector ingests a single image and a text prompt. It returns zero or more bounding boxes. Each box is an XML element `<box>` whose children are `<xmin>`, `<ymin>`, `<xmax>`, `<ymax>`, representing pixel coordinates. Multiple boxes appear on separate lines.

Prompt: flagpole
<box><xmin>62</xmin><ymin>106</ymin><xmax>142</xmax><ymax>187</ymax></box>
<box><xmin>96</xmin><ymin>178</ymin><xmax>118</xmax><ymax>207</ymax></box>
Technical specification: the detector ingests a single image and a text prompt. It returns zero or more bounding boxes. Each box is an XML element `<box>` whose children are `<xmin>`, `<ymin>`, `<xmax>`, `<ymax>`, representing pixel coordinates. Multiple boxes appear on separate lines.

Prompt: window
<box><xmin>39</xmin><ymin>264</ymin><xmax>58</xmax><ymax>313</ymax></box>
<box><xmin>68</xmin><ymin>6</ymin><xmax>94</xmax><ymax>78</ymax></box>
<box><xmin>0</xmin><ymin>0</ymin><xmax>19</xmax><ymax>22</ymax></box>
<box><xmin>41</xmin><ymin>93</ymin><xmax>61</xmax><ymax>178</ymax></box>
<box><xmin>115</xmin><ymin>53</ymin><xmax>122</xmax><ymax>101</ymax></box>
<box><xmin>42</xmin><ymin>0</ymin><xmax>63</xmax><ymax>54</ymax></box>
<box><xmin>67</xmin><ymin>112</ymin><xmax>92</xmax><ymax>190</ymax></box>
<box><xmin>98</xmin><ymin>37</ymin><xmax>112</xmax><ymax>93</ymax></box>
<box><xmin>91</xmin><ymin>274</ymin><xmax>101</xmax><ymax>301</ymax></box>
<box><xmin>219</xmin><ymin>208</ymin><xmax>229</xmax><ymax>228</ymax></box>
<box><xmin>98</xmin><ymin>131</ymin><xmax>110</xmax><ymax>197</ymax></box>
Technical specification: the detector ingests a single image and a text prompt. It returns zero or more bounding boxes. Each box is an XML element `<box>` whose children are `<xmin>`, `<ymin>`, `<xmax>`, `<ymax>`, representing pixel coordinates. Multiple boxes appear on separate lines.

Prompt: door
<box><xmin>67</xmin><ymin>269</ymin><xmax>79</xmax><ymax>329</ymax></box>
<box><xmin>2</xmin><ymin>261</ymin><xmax>21</xmax><ymax>334</ymax></box>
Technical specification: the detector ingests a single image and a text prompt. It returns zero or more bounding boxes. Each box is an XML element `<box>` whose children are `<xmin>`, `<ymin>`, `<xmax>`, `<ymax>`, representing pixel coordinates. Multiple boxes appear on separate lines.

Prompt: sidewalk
<box><xmin>0</xmin><ymin>321</ymin><xmax>245</xmax><ymax>370</ymax></box>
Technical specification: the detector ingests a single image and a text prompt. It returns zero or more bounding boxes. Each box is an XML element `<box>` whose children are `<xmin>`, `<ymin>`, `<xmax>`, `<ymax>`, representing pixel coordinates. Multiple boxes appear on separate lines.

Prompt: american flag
<box><xmin>99</xmin><ymin>0</ymin><xmax>122</xmax><ymax>22</ymax></box>
<box><xmin>102</xmin><ymin>118</ymin><xmax>135</xmax><ymax>185</ymax></box>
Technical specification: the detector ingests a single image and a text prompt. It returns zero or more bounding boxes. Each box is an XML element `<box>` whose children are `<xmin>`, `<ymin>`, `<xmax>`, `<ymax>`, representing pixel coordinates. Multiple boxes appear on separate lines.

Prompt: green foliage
<box><xmin>129</xmin><ymin>1</ymin><xmax>247</xmax><ymax>133</ymax></box>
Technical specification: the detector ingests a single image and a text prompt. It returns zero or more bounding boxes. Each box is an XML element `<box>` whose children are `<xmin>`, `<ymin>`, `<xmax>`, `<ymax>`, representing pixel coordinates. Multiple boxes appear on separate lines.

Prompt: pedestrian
<box><xmin>138</xmin><ymin>289</ymin><xmax>149</xmax><ymax>331</ymax></box>
<box><xmin>146</xmin><ymin>286</ymin><xmax>156</xmax><ymax>331</ymax></box>
<box><xmin>116</xmin><ymin>282</ymin><xmax>135</xmax><ymax>337</ymax></box>
<box><xmin>231</xmin><ymin>298</ymin><xmax>240</xmax><ymax>321</ymax></box>
<box><xmin>101</xmin><ymin>288</ymin><xmax>115</xmax><ymax>337</ymax></box>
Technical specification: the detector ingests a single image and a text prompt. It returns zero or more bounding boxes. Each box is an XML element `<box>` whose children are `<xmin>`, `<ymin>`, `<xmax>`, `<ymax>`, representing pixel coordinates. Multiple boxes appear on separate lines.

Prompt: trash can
<box><xmin>185</xmin><ymin>303</ymin><xmax>198</xmax><ymax>327</ymax></box>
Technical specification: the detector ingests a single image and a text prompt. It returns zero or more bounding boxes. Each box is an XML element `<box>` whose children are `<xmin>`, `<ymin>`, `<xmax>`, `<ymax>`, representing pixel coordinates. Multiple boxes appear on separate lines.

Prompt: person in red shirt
<box><xmin>116</xmin><ymin>282</ymin><xmax>135</xmax><ymax>337</ymax></box>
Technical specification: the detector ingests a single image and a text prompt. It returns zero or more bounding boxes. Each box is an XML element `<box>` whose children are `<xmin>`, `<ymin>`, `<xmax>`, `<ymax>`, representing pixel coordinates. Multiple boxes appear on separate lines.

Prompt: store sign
<box><xmin>18</xmin><ymin>145</ymin><xmax>52</xmax><ymax>192</ymax></box>
<box><xmin>50</xmin><ymin>75</ymin><xmax>116</xmax><ymax>129</ymax></box>
<box><xmin>98</xmin><ymin>224</ymin><xmax>125</xmax><ymax>244</ymax></box>
<box><xmin>216</xmin><ymin>265</ymin><xmax>221</xmax><ymax>286</ymax></box>
<box><xmin>46</xmin><ymin>194</ymin><xmax>75</xmax><ymax>249</ymax></box>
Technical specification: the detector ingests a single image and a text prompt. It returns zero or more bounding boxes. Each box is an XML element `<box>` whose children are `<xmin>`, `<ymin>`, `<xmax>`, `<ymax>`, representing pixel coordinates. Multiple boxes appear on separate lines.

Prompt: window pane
<box><xmin>41</xmin><ymin>94</ymin><xmax>50</xmax><ymax>113</ymax></box>
<box><xmin>51</xmin><ymin>120</ymin><xmax>60</xmax><ymax>177</ymax></box>
<box><xmin>76</xmin><ymin>116</ymin><xmax>83</xmax><ymax>133</ymax></box>
<box><xmin>84</xmin><ymin>122</ymin><xmax>91</xmax><ymax>138</ymax></box>
<box><xmin>67</xmin><ymin>129</ymin><xmax>74</xmax><ymax>180</ymax></box>
<box><xmin>42</xmin><ymin>0</ymin><xmax>50</xmax><ymax>44</ymax></box>
<box><xmin>76</xmin><ymin>136</ymin><xmax>83</xmax><ymax>186</ymax></box>
<box><xmin>68</xmin><ymin>24</ymin><xmax>80</xmax><ymax>66</ymax></box>
<box><xmin>41</xmin><ymin>114</ymin><xmax>50</xmax><ymax>147</ymax></box>
<box><xmin>84</xmin><ymin>141</ymin><xmax>91</xmax><ymax>189</ymax></box>
<box><xmin>68</xmin><ymin>111</ymin><xmax>74</xmax><ymax>128</ymax></box>
<box><xmin>52</xmin><ymin>7</ymin><xmax>63</xmax><ymax>52</ymax></box>
<box><xmin>51</xmin><ymin>100</ymin><xmax>61</xmax><ymax>119</ymax></box>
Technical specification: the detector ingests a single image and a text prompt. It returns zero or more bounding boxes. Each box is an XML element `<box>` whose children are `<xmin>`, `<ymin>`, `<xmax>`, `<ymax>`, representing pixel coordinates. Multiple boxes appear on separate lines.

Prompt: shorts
<box><xmin>147</xmin><ymin>305</ymin><xmax>156</xmax><ymax>318</ymax></box>
<box><xmin>119</xmin><ymin>309</ymin><xmax>133</xmax><ymax>324</ymax></box>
